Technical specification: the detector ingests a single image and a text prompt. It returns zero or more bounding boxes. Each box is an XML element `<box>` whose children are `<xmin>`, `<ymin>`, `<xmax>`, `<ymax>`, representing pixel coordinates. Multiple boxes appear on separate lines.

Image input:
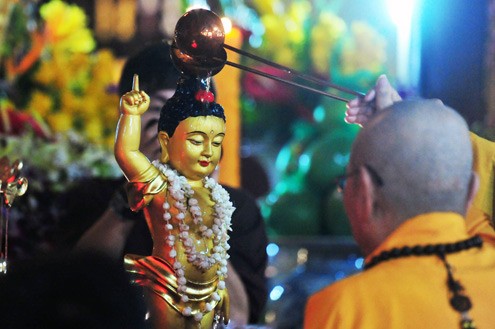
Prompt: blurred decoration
<box><xmin>0</xmin><ymin>157</ymin><xmax>28</xmax><ymax>208</ymax></box>
<box><xmin>0</xmin><ymin>0</ymin><xmax>122</xmax><ymax>259</ymax></box>
<box><xmin>1</xmin><ymin>0</ymin><xmax>121</xmax><ymax>149</ymax></box>
<box><xmin>263</xmin><ymin>237</ymin><xmax>362</xmax><ymax>328</ymax></box>
<box><xmin>225</xmin><ymin>0</ymin><xmax>388</xmax><ymax>236</ymax></box>
<box><xmin>243</xmin><ymin>0</ymin><xmax>387</xmax><ymax>85</ymax></box>
<box><xmin>0</xmin><ymin>130</ymin><xmax>120</xmax><ymax>194</ymax></box>
<box><xmin>299</xmin><ymin>128</ymin><xmax>353</xmax><ymax>190</ymax></box>
<box><xmin>0</xmin><ymin>156</ymin><xmax>28</xmax><ymax>274</ymax></box>
<box><xmin>91</xmin><ymin>0</ymin><xmax>185</xmax><ymax>56</ymax></box>
<box><xmin>216</xmin><ymin>23</ymin><xmax>243</xmax><ymax>187</ymax></box>
<box><xmin>262</xmin><ymin>188</ymin><xmax>321</xmax><ymax>236</ymax></box>
<box><xmin>95</xmin><ymin>0</ymin><xmax>137</xmax><ymax>42</ymax></box>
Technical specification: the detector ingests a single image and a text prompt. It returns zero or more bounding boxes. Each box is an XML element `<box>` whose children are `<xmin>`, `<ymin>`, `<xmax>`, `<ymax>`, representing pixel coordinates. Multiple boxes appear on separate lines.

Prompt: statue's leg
<box><xmin>144</xmin><ymin>288</ymin><xmax>215</xmax><ymax>329</ymax></box>
<box><xmin>144</xmin><ymin>288</ymin><xmax>217</xmax><ymax>328</ymax></box>
<box><xmin>145</xmin><ymin>288</ymin><xmax>182</xmax><ymax>328</ymax></box>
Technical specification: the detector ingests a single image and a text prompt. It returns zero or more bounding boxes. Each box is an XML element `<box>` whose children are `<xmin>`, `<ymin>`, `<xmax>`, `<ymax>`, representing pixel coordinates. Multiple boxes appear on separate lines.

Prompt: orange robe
<box><xmin>468</xmin><ymin>133</ymin><xmax>495</xmax><ymax>238</ymax></box>
<box><xmin>304</xmin><ymin>212</ymin><xmax>495</xmax><ymax>329</ymax></box>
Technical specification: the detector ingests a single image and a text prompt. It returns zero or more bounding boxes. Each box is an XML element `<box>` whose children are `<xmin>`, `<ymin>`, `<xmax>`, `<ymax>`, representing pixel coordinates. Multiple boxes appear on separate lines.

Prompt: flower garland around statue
<box><xmin>153</xmin><ymin>160</ymin><xmax>234</xmax><ymax>321</ymax></box>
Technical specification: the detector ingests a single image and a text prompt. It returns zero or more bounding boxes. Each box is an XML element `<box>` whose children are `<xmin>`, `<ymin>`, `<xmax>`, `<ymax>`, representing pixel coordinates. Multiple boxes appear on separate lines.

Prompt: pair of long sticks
<box><xmin>221</xmin><ymin>43</ymin><xmax>365</xmax><ymax>102</ymax></box>
<box><xmin>170</xmin><ymin>39</ymin><xmax>365</xmax><ymax>102</ymax></box>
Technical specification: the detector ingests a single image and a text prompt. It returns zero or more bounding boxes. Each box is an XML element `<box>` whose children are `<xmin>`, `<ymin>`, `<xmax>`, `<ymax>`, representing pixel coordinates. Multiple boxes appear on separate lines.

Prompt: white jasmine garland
<box><xmin>152</xmin><ymin>161</ymin><xmax>234</xmax><ymax>322</ymax></box>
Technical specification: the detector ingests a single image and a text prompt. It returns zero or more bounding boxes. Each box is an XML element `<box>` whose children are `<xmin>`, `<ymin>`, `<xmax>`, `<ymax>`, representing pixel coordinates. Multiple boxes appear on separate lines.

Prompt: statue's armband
<box><xmin>125</xmin><ymin>171</ymin><xmax>167</xmax><ymax>212</ymax></box>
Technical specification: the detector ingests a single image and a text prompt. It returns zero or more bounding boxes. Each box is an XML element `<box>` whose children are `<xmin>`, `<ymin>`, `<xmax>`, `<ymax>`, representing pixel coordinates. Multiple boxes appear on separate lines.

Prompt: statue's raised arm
<box><xmin>114</xmin><ymin>74</ymin><xmax>153</xmax><ymax>182</ymax></box>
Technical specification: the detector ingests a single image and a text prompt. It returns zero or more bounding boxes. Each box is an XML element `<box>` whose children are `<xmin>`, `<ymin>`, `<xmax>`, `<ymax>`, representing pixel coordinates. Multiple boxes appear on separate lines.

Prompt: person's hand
<box><xmin>119</xmin><ymin>74</ymin><xmax>150</xmax><ymax>115</ymax></box>
<box><xmin>345</xmin><ymin>74</ymin><xmax>402</xmax><ymax>126</ymax></box>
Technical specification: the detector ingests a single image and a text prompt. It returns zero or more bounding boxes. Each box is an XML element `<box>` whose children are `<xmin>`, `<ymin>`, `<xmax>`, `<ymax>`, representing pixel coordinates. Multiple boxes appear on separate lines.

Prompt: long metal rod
<box><xmin>0</xmin><ymin>197</ymin><xmax>7</xmax><ymax>274</ymax></box>
<box><xmin>169</xmin><ymin>38</ymin><xmax>359</xmax><ymax>102</ymax></box>
<box><xmin>218</xmin><ymin>58</ymin><xmax>351</xmax><ymax>102</ymax></box>
<box><xmin>223</xmin><ymin>43</ymin><xmax>365</xmax><ymax>97</ymax></box>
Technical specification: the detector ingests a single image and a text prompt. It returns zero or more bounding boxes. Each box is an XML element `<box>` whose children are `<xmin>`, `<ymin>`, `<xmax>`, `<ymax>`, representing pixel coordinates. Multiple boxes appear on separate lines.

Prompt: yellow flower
<box><xmin>78</xmin><ymin>96</ymin><xmax>99</xmax><ymax>118</ymax></box>
<box><xmin>67</xmin><ymin>52</ymin><xmax>91</xmax><ymax>79</ymax></box>
<box><xmin>52</xmin><ymin>62</ymin><xmax>70</xmax><ymax>89</ymax></box>
<box><xmin>1</xmin><ymin>0</ymin><xmax>123</xmax><ymax>152</ymax></box>
<box><xmin>261</xmin><ymin>15</ymin><xmax>287</xmax><ymax>51</ymax></box>
<box><xmin>341</xmin><ymin>21</ymin><xmax>387</xmax><ymax>75</ymax></box>
<box><xmin>33</xmin><ymin>59</ymin><xmax>56</xmax><ymax>86</ymax></box>
<box><xmin>274</xmin><ymin>46</ymin><xmax>297</xmax><ymax>69</ymax></box>
<box><xmin>60</xmin><ymin>90</ymin><xmax>82</xmax><ymax>114</ymax></box>
<box><xmin>69</xmin><ymin>52</ymin><xmax>90</xmax><ymax>69</ymax></box>
<box><xmin>84</xmin><ymin>118</ymin><xmax>103</xmax><ymax>143</ymax></box>
<box><xmin>102</xmin><ymin>96</ymin><xmax>120</xmax><ymax>122</ymax></box>
<box><xmin>312</xmin><ymin>46</ymin><xmax>331</xmax><ymax>74</ymax></box>
<box><xmin>57</xmin><ymin>28</ymin><xmax>95</xmax><ymax>53</ymax></box>
<box><xmin>47</xmin><ymin>112</ymin><xmax>73</xmax><ymax>133</ymax></box>
<box><xmin>104</xmin><ymin>135</ymin><xmax>115</xmax><ymax>150</ymax></box>
<box><xmin>40</xmin><ymin>0</ymin><xmax>95</xmax><ymax>53</ymax></box>
<box><xmin>310</xmin><ymin>12</ymin><xmax>346</xmax><ymax>75</ymax></box>
<box><xmin>91</xmin><ymin>63</ymin><xmax>116</xmax><ymax>88</ymax></box>
<box><xmin>287</xmin><ymin>2</ymin><xmax>311</xmax><ymax>27</ymax></box>
<box><xmin>252</xmin><ymin>0</ymin><xmax>278</xmax><ymax>15</ymax></box>
<box><xmin>94</xmin><ymin>49</ymin><xmax>116</xmax><ymax>68</ymax></box>
<box><xmin>27</xmin><ymin>91</ymin><xmax>53</xmax><ymax>117</ymax></box>
<box><xmin>285</xmin><ymin>19</ymin><xmax>305</xmax><ymax>46</ymax></box>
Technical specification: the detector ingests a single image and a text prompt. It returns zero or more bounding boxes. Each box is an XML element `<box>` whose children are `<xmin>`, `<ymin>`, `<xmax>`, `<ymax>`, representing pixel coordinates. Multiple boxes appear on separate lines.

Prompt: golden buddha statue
<box><xmin>115</xmin><ymin>74</ymin><xmax>232</xmax><ymax>328</ymax></box>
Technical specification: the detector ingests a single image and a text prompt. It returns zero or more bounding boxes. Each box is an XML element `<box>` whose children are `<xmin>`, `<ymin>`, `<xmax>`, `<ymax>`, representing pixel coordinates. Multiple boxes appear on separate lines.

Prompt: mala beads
<box><xmin>365</xmin><ymin>235</ymin><xmax>483</xmax><ymax>329</ymax></box>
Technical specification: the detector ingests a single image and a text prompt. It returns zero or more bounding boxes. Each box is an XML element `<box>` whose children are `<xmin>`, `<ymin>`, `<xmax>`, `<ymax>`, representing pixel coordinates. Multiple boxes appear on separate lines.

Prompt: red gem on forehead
<box><xmin>195</xmin><ymin>90</ymin><xmax>215</xmax><ymax>103</ymax></box>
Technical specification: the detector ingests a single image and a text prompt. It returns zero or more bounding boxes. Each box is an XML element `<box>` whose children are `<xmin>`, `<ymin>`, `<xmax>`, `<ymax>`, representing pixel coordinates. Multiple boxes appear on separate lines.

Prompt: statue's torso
<box><xmin>144</xmin><ymin>178</ymin><xmax>220</xmax><ymax>283</ymax></box>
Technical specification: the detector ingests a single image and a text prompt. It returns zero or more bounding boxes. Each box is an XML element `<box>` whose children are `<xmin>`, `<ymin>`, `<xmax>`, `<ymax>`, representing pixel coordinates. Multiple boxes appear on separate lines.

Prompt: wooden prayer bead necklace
<box><xmin>364</xmin><ymin>235</ymin><xmax>483</xmax><ymax>329</ymax></box>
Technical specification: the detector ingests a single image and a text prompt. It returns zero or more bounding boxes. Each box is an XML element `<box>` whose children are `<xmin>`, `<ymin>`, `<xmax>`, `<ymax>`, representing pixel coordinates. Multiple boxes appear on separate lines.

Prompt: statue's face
<box><xmin>164</xmin><ymin>116</ymin><xmax>225</xmax><ymax>181</ymax></box>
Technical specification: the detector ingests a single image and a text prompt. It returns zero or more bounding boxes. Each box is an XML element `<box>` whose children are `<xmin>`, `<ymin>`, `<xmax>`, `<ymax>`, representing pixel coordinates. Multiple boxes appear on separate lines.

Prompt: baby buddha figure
<box><xmin>115</xmin><ymin>74</ymin><xmax>233</xmax><ymax>329</ymax></box>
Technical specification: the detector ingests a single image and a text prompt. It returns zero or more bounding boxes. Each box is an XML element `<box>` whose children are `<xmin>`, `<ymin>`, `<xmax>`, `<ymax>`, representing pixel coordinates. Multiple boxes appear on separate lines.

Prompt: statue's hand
<box><xmin>119</xmin><ymin>74</ymin><xmax>150</xmax><ymax>115</ymax></box>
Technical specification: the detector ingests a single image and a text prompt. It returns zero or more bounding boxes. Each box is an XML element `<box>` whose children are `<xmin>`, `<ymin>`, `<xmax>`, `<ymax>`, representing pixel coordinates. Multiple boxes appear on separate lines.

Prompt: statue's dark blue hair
<box><xmin>158</xmin><ymin>77</ymin><xmax>226</xmax><ymax>136</ymax></box>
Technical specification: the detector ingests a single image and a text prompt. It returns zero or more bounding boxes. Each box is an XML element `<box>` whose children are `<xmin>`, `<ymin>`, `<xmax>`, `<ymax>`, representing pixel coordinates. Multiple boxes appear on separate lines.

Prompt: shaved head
<box><xmin>350</xmin><ymin>100</ymin><xmax>474</xmax><ymax>222</ymax></box>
